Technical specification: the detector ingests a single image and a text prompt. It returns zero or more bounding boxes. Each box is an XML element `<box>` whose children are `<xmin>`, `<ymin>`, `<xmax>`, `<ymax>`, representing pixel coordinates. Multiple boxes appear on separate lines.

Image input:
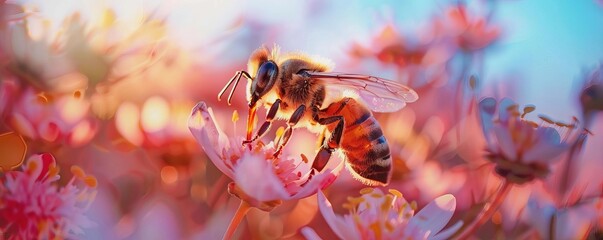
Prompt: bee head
<box><xmin>249</xmin><ymin>60</ymin><xmax>278</xmax><ymax>107</ymax></box>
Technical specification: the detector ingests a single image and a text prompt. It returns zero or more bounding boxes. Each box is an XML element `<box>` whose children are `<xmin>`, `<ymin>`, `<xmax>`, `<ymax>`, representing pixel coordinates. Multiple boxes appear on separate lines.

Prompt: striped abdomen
<box><xmin>321</xmin><ymin>98</ymin><xmax>392</xmax><ymax>185</ymax></box>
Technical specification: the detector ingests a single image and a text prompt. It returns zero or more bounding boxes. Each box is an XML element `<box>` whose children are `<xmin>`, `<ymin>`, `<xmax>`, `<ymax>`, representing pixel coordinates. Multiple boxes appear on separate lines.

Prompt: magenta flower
<box><xmin>479</xmin><ymin>97</ymin><xmax>576</xmax><ymax>184</ymax></box>
<box><xmin>188</xmin><ymin>102</ymin><xmax>344</xmax><ymax>210</ymax></box>
<box><xmin>0</xmin><ymin>153</ymin><xmax>97</xmax><ymax>239</ymax></box>
<box><xmin>308</xmin><ymin>188</ymin><xmax>461</xmax><ymax>240</ymax></box>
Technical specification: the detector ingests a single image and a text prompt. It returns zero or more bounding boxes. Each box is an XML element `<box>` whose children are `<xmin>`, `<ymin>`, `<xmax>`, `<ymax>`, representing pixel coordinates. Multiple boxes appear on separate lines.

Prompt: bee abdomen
<box><xmin>342</xmin><ymin>118</ymin><xmax>391</xmax><ymax>185</ymax></box>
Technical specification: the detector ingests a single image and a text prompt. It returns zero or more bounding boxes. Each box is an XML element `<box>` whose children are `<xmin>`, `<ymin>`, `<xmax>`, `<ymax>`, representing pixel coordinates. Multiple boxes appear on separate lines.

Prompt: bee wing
<box><xmin>307</xmin><ymin>72</ymin><xmax>419</xmax><ymax>112</ymax></box>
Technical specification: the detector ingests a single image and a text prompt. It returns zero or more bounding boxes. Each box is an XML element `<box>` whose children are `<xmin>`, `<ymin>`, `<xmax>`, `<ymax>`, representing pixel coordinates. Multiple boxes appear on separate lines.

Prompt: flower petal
<box><xmin>300</xmin><ymin>227</ymin><xmax>323</xmax><ymax>240</ymax></box>
<box><xmin>492</xmin><ymin>125</ymin><xmax>518</xmax><ymax>160</ymax></box>
<box><xmin>317</xmin><ymin>191</ymin><xmax>360</xmax><ymax>240</ymax></box>
<box><xmin>407</xmin><ymin>194</ymin><xmax>456</xmax><ymax>238</ymax></box>
<box><xmin>430</xmin><ymin>220</ymin><xmax>463</xmax><ymax>240</ymax></box>
<box><xmin>523</xmin><ymin>127</ymin><xmax>566</xmax><ymax>163</ymax></box>
<box><xmin>478</xmin><ymin>97</ymin><xmax>497</xmax><ymax>144</ymax></box>
<box><xmin>233</xmin><ymin>152</ymin><xmax>290</xmax><ymax>201</ymax></box>
<box><xmin>291</xmin><ymin>158</ymin><xmax>344</xmax><ymax>199</ymax></box>
<box><xmin>497</xmin><ymin>98</ymin><xmax>516</xmax><ymax>122</ymax></box>
<box><xmin>188</xmin><ymin>102</ymin><xmax>234</xmax><ymax>178</ymax></box>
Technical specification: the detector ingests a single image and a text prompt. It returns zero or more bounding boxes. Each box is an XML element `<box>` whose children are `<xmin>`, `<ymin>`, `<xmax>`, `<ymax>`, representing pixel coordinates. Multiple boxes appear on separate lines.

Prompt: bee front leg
<box><xmin>273</xmin><ymin>105</ymin><xmax>306</xmax><ymax>157</ymax></box>
<box><xmin>243</xmin><ymin>99</ymin><xmax>281</xmax><ymax>145</ymax></box>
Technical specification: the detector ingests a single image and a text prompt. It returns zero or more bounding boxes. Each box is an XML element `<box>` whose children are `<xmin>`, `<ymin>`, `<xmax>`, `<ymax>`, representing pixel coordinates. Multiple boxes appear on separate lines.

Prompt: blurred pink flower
<box><xmin>0</xmin><ymin>153</ymin><xmax>97</xmax><ymax>239</ymax></box>
<box><xmin>4</xmin><ymin>86</ymin><xmax>98</xmax><ymax>146</ymax></box>
<box><xmin>523</xmin><ymin>194</ymin><xmax>600</xmax><ymax>239</ymax></box>
<box><xmin>579</xmin><ymin>63</ymin><xmax>603</xmax><ymax>127</ymax></box>
<box><xmin>349</xmin><ymin>23</ymin><xmax>453</xmax><ymax>89</ymax></box>
<box><xmin>479</xmin><ymin>97</ymin><xmax>576</xmax><ymax>184</ymax></box>
<box><xmin>435</xmin><ymin>5</ymin><xmax>501</xmax><ymax>51</ymax></box>
<box><xmin>308</xmin><ymin>188</ymin><xmax>461</xmax><ymax>240</ymax></box>
<box><xmin>188</xmin><ymin>102</ymin><xmax>344</xmax><ymax>211</ymax></box>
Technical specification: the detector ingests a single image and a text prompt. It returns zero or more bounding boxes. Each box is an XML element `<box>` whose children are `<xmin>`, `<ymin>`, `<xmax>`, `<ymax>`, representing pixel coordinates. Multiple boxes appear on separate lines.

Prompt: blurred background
<box><xmin>1</xmin><ymin>0</ymin><xmax>603</xmax><ymax>239</ymax></box>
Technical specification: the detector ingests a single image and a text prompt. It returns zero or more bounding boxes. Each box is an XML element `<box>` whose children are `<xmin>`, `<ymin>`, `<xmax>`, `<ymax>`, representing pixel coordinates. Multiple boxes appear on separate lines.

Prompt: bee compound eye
<box><xmin>254</xmin><ymin>61</ymin><xmax>278</xmax><ymax>95</ymax></box>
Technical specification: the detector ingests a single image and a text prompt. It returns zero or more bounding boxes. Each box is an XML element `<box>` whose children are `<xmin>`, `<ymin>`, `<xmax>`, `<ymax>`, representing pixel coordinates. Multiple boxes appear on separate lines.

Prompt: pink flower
<box><xmin>349</xmin><ymin>23</ymin><xmax>453</xmax><ymax>89</ymax></box>
<box><xmin>0</xmin><ymin>153</ymin><xmax>97</xmax><ymax>239</ymax></box>
<box><xmin>308</xmin><ymin>188</ymin><xmax>461</xmax><ymax>240</ymax></box>
<box><xmin>579</xmin><ymin>63</ymin><xmax>603</xmax><ymax>127</ymax></box>
<box><xmin>436</xmin><ymin>5</ymin><xmax>501</xmax><ymax>51</ymax></box>
<box><xmin>523</xmin><ymin>194</ymin><xmax>600</xmax><ymax>239</ymax></box>
<box><xmin>4</xmin><ymin>86</ymin><xmax>98</xmax><ymax>146</ymax></box>
<box><xmin>479</xmin><ymin>97</ymin><xmax>576</xmax><ymax>184</ymax></box>
<box><xmin>188</xmin><ymin>102</ymin><xmax>344</xmax><ymax>211</ymax></box>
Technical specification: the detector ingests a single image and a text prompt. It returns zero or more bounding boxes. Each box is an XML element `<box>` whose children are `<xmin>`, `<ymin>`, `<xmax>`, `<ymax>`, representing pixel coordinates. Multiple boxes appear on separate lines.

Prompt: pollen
<box><xmin>300</xmin><ymin>153</ymin><xmax>309</xmax><ymax>164</ymax></box>
<box><xmin>83</xmin><ymin>176</ymin><xmax>98</xmax><ymax>188</ymax></box>
<box><xmin>410</xmin><ymin>201</ymin><xmax>417</xmax><ymax>211</ymax></box>
<box><xmin>232</xmin><ymin>110</ymin><xmax>239</xmax><ymax>123</ymax></box>
<box><xmin>48</xmin><ymin>165</ymin><xmax>60</xmax><ymax>178</ymax></box>
<box><xmin>538</xmin><ymin>114</ymin><xmax>555</xmax><ymax>124</ymax></box>
<box><xmin>347</xmin><ymin>196</ymin><xmax>366</xmax><ymax>205</ymax></box>
<box><xmin>521</xmin><ymin>105</ymin><xmax>535</xmax><ymax>118</ymax></box>
<box><xmin>371</xmin><ymin>193</ymin><xmax>383</xmax><ymax>198</ymax></box>
<box><xmin>36</xmin><ymin>93</ymin><xmax>50</xmax><ymax>104</ymax></box>
<box><xmin>26</xmin><ymin>161</ymin><xmax>38</xmax><ymax>174</ymax></box>
<box><xmin>369</xmin><ymin>222</ymin><xmax>382</xmax><ymax>240</ymax></box>
<box><xmin>71</xmin><ymin>166</ymin><xmax>86</xmax><ymax>179</ymax></box>
<box><xmin>388</xmin><ymin>189</ymin><xmax>403</xmax><ymax>198</ymax></box>
<box><xmin>360</xmin><ymin>188</ymin><xmax>374</xmax><ymax>195</ymax></box>
<box><xmin>381</xmin><ymin>195</ymin><xmax>394</xmax><ymax>212</ymax></box>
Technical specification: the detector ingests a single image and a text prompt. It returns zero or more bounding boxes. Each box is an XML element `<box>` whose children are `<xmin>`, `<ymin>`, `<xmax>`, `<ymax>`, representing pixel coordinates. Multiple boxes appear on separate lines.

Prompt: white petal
<box><xmin>317</xmin><ymin>191</ymin><xmax>360</xmax><ymax>240</ymax></box>
<box><xmin>300</xmin><ymin>227</ymin><xmax>323</xmax><ymax>240</ymax></box>
<box><xmin>233</xmin><ymin>152</ymin><xmax>290</xmax><ymax>201</ymax></box>
<box><xmin>430</xmin><ymin>221</ymin><xmax>463</xmax><ymax>240</ymax></box>
<box><xmin>188</xmin><ymin>102</ymin><xmax>234</xmax><ymax>178</ymax></box>
<box><xmin>407</xmin><ymin>194</ymin><xmax>456</xmax><ymax>238</ymax></box>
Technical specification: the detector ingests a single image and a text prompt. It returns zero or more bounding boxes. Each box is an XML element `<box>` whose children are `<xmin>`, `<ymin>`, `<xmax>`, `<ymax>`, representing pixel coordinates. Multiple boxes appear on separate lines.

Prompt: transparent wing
<box><xmin>306</xmin><ymin>72</ymin><xmax>419</xmax><ymax>112</ymax></box>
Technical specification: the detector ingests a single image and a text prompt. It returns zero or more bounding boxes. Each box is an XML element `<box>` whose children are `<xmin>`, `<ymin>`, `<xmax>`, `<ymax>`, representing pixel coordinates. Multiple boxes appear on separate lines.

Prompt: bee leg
<box><xmin>273</xmin><ymin>104</ymin><xmax>306</xmax><ymax>157</ymax></box>
<box><xmin>243</xmin><ymin>99</ymin><xmax>281</xmax><ymax>145</ymax></box>
<box><xmin>304</xmin><ymin>115</ymin><xmax>344</xmax><ymax>184</ymax></box>
<box><xmin>312</xmin><ymin>116</ymin><xmax>344</xmax><ymax>171</ymax></box>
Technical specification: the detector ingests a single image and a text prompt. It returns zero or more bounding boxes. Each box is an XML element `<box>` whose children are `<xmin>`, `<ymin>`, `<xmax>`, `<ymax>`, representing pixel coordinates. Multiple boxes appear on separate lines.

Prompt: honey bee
<box><xmin>218</xmin><ymin>46</ymin><xmax>418</xmax><ymax>186</ymax></box>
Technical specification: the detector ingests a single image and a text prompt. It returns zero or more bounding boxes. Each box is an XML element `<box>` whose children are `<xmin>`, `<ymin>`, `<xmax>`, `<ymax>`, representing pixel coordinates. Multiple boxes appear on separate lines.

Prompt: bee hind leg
<box><xmin>273</xmin><ymin>104</ymin><xmax>306</xmax><ymax>157</ymax></box>
<box><xmin>305</xmin><ymin>115</ymin><xmax>344</xmax><ymax>183</ymax></box>
<box><xmin>243</xmin><ymin>99</ymin><xmax>281</xmax><ymax>145</ymax></box>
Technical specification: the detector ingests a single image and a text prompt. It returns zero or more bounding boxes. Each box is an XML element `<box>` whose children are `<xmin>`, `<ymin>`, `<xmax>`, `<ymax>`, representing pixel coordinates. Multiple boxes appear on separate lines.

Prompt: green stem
<box><xmin>455</xmin><ymin>180</ymin><xmax>513</xmax><ymax>240</ymax></box>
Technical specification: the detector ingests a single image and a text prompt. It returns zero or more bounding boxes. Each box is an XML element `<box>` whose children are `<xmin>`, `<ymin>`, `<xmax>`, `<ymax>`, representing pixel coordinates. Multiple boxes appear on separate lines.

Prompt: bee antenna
<box><xmin>218</xmin><ymin>72</ymin><xmax>241</xmax><ymax>104</ymax></box>
<box><xmin>227</xmin><ymin>73</ymin><xmax>243</xmax><ymax>105</ymax></box>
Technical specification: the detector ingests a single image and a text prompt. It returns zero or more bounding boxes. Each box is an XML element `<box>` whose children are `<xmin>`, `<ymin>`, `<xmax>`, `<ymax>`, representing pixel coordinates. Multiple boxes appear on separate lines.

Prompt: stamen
<box><xmin>71</xmin><ymin>166</ymin><xmax>86</xmax><ymax>179</ymax></box>
<box><xmin>361</xmin><ymin>188</ymin><xmax>375</xmax><ymax>195</ymax></box>
<box><xmin>410</xmin><ymin>201</ymin><xmax>418</xmax><ymax>211</ymax></box>
<box><xmin>274</xmin><ymin>127</ymin><xmax>285</xmax><ymax>144</ymax></box>
<box><xmin>232</xmin><ymin>110</ymin><xmax>239</xmax><ymax>123</ymax></box>
<box><xmin>369</xmin><ymin>222</ymin><xmax>382</xmax><ymax>240</ymax></box>
<box><xmin>300</xmin><ymin>153</ymin><xmax>309</xmax><ymax>164</ymax></box>
<box><xmin>232</xmin><ymin>110</ymin><xmax>239</xmax><ymax>135</ymax></box>
<box><xmin>381</xmin><ymin>195</ymin><xmax>394</xmax><ymax>212</ymax></box>
<box><xmin>538</xmin><ymin>114</ymin><xmax>555</xmax><ymax>125</ymax></box>
<box><xmin>83</xmin><ymin>176</ymin><xmax>98</xmax><ymax>188</ymax></box>
<box><xmin>521</xmin><ymin>105</ymin><xmax>535</xmax><ymax>118</ymax></box>
<box><xmin>388</xmin><ymin>189</ymin><xmax>403</xmax><ymax>198</ymax></box>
